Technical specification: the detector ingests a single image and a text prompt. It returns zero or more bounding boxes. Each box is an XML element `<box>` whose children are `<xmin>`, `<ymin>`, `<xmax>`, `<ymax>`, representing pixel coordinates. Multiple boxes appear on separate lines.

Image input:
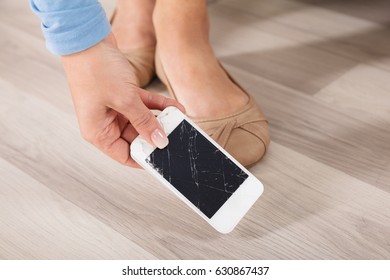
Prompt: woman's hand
<box><xmin>61</xmin><ymin>33</ymin><xmax>184</xmax><ymax>167</ymax></box>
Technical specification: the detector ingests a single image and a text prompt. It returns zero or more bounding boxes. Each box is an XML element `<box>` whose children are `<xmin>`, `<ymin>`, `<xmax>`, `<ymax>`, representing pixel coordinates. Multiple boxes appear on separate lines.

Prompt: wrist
<box><xmin>61</xmin><ymin>32</ymin><xmax>117</xmax><ymax>62</ymax></box>
<box><xmin>100</xmin><ymin>32</ymin><xmax>117</xmax><ymax>48</ymax></box>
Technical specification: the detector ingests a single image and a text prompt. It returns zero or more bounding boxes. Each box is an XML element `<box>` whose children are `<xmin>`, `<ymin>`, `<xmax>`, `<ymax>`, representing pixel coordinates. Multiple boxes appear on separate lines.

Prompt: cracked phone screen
<box><xmin>146</xmin><ymin>120</ymin><xmax>248</xmax><ymax>219</ymax></box>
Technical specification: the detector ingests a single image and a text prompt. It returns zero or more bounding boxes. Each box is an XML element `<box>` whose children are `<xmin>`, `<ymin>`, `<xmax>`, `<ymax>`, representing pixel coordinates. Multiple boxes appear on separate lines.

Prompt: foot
<box><xmin>158</xmin><ymin>45</ymin><xmax>249</xmax><ymax>119</ymax></box>
<box><xmin>111</xmin><ymin>0</ymin><xmax>156</xmax><ymax>51</ymax></box>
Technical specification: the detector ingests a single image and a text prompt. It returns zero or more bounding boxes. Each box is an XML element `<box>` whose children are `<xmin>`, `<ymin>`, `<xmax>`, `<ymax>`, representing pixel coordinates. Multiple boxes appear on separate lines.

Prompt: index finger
<box><xmin>138</xmin><ymin>88</ymin><xmax>186</xmax><ymax>113</ymax></box>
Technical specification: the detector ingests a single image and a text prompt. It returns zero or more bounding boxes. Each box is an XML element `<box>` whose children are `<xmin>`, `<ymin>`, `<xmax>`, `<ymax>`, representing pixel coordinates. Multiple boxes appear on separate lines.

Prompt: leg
<box><xmin>111</xmin><ymin>0</ymin><xmax>157</xmax><ymax>87</ymax></box>
<box><xmin>153</xmin><ymin>0</ymin><xmax>270</xmax><ymax>166</ymax></box>
<box><xmin>111</xmin><ymin>0</ymin><xmax>156</xmax><ymax>51</ymax></box>
<box><xmin>153</xmin><ymin>0</ymin><xmax>249</xmax><ymax>118</ymax></box>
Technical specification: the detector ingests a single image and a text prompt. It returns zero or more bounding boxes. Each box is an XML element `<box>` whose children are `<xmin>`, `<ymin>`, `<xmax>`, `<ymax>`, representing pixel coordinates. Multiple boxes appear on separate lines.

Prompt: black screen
<box><xmin>146</xmin><ymin>120</ymin><xmax>248</xmax><ymax>218</ymax></box>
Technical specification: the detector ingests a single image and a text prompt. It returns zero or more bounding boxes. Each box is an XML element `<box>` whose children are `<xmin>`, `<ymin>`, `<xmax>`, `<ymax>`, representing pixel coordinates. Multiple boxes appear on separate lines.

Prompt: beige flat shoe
<box><xmin>110</xmin><ymin>10</ymin><xmax>155</xmax><ymax>88</ymax></box>
<box><xmin>155</xmin><ymin>51</ymin><xmax>270</xmax><ymax>167</ymax></box>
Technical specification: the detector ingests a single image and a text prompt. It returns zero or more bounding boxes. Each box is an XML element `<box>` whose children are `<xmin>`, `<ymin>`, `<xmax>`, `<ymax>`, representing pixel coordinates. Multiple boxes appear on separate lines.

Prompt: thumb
<box><xmin>114</xmin><ymin>94</ymin><xmax>169</xmax><ymax>149</ymax></box>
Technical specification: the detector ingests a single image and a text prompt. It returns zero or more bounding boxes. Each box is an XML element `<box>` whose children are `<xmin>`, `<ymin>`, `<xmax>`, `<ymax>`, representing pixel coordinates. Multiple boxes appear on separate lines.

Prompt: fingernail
<box><xmin>151</xmin><ymin>128</ymin><xmax>169</xmax><ymax>149</ymax></box>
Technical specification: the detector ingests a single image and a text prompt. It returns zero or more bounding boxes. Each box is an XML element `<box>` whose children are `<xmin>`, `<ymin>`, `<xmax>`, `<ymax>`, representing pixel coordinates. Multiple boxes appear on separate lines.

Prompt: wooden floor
<box><xmin>1</xmin><ymin>0</ymin><xmax>390</xmax><ymax>259</ymax></box>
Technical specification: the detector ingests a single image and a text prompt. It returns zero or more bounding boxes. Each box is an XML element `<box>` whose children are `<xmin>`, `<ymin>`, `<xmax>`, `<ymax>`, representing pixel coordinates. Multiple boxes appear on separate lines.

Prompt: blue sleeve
<box><xmin>30</xmin><ymin>0</ymin><xmax>111</xmax><ymax>55</ymax></box>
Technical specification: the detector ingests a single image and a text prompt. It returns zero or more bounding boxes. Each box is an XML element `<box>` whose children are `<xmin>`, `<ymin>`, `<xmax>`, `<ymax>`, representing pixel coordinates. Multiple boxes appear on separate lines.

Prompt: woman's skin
<box><xmin>62</xmin><ymin>0</ymin><xmax>249</xmax><ymax>167</ymax></box>
<box><xmin>111</xmin><ymin>0</ymin><xmax>156</xmax><ymax>50</ymax></box>
<box><xmin>61</xmin><ymin>33</ymin><xmax>184</xmax><ymax>168</ymax></box>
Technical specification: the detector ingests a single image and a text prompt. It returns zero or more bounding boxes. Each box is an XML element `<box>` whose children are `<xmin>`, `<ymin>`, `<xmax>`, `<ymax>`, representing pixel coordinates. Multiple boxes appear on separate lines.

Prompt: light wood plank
<box><xmin>295</xmin><ymin>0</ymin><xmax>390</xmax><ymax>25</ymax></box>
<box><xmin>0</xmin><ymin>0</ymin><xmax>43</xmax><ymax>38</ymax></box>
<box><xmin>0</xmin><ymin>23</ymin><xmax>72</xmax><ymax>114</ymax></box>
<box><xmin>210</xmin><ymin>1</ymin><xmax>390</xmax><ymax>72</ymax></box>
<box><xmin>247</xmin><ymin>142</ymin><xmax>390</xmax><ymax>259</ymax></box>
<box><xmin>0</xmin><ymin>158</ymin><xmax>155</xmax><ymax>259</ymax></box>
<box><xmin>209</xmin><ymin>4</ymin><xmax>359</xmax><ymax>95</ymax></box>
<box><xmin>315</xmin><ymin>64</ymin><xmax>390</xmax><ymax>130</ymax></box>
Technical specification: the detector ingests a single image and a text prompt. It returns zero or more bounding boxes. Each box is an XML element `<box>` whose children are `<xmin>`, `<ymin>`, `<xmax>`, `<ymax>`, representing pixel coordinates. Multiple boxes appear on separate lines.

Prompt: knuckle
<box><xmin>81</xmin><ymin>122</ymin><xmax>117</xmax><ymax>149</ymax></box>
<box><xmin>146</xmin><ymin>91</ymin><xmax>153</xmax><ymax>105</ymax></box>
<box><xmin>113</xmin><ymin>93</ymin><xmax>138</xmax><ymax>110</ymax></box>
<box><xmin>132</xmin><ymin>111</ymin><xmax>154</xmax><ymax>129</ymax></box>
<box><xmin>124</xmin><ymin>159</ymin><xmax>138</xmax><ymax>168</ymax></box>
<box><xmin>116</xmin><ymin>153</ymin><xmax>130</xmax><ymax>166</ymax></box>
<box><xmin>80</xmin><ymin>128</ymin><xmax>95</xmax><ymax>144</ymax></box>
<box><xmin>161</xmin><ymin>96</ymin><xmax>169</xmax><ymax>108</ymax></box>
<box><xmin>94</xmin><ymin>123</ymin><xmax>117</xmax><ymax>147</ymax></box>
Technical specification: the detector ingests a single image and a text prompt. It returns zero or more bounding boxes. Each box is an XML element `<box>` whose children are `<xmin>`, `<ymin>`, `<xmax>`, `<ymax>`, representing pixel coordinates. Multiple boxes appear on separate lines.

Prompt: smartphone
<box><xmin>130</xmin><ymin>106</ymin><xmax>264</xmax><ymax>233</ymax></box>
